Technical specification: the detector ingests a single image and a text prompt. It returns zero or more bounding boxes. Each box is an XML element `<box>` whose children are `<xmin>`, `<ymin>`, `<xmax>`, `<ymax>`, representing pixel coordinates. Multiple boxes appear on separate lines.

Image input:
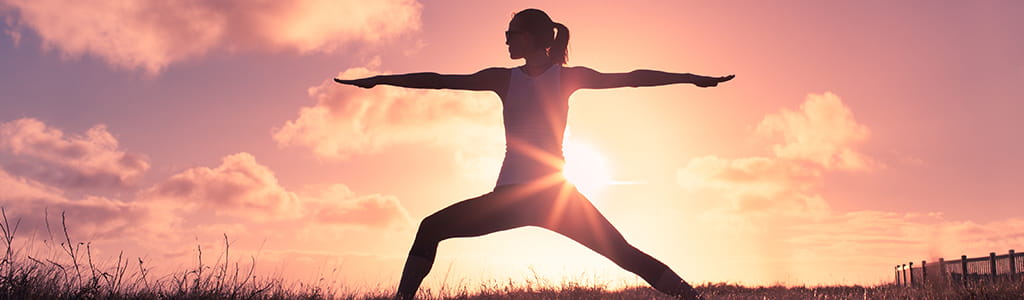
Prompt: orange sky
<box><xmin>1</xmin><ymin>0</ymin><xmax>1022</xmax><ymax>290</ymax></box>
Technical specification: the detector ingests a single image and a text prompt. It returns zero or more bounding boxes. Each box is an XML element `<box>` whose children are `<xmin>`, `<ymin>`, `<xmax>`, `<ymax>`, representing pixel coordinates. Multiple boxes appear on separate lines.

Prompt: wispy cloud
<box><xmin>301</xmin><ymin>184</ymin><xmax>412</xmax><ymax>229</ymax></box>
<box><xmin>679</xmin><ymin>155</ymin><xmax>828</xmax><ymax>216</ymax></box>
<box><xmin>0</xmin><ymin>0</ymin><xmax>422</xmax><ymax>72</ymax></box>
<box><xmin>780</xmin><ymin>211</ymin><xmax>1024</xmax><ymax>283</ymax></box>
<box><xmin>0</xmin><ymin>167</ymin><xmax>165</xmax><ymax>241</ymax></box>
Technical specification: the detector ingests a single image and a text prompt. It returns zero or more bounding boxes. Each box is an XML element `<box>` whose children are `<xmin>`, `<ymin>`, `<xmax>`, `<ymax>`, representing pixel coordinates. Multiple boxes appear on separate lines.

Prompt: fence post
<box><xmin>938</xmin><ymin>258</ymin><xmax>946</xmax><ymax>284</ymax></box>
<box><xmin>961</xmin><ymin>255</ymin><xmax>968</xmax><ymax>286</ymax></box>
<box><xmin>909</xmin><ymin>262</ymin><xmax>915</xmax><ymax>286</ymax></box>
<box><xmin>903</xmin><ymin>263</ymin><xmax>908</xmax><ymax>286</ymax></box>
<box><xmin>990</xmin><ymin>252</ymin><xmax>997</xmax><ymax>281</ymax></box>
<box><xmin>922</xmin><ymin>260</ymin><xmax>927</xmax><ymax>284</ymax></box>
<box><xmin>895</xmin><ymin>265</ymin><xmax>901</xmax><ymax>285</ymax></box>
<box><xmin>1010</xmin><ymin>249</ymin><xmax>1016</xmax><ymax>281</ymax></box>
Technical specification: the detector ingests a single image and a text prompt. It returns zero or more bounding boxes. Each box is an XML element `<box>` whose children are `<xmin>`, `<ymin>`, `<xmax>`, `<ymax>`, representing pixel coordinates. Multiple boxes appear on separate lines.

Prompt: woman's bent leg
<box><xmin>543</xmin><ymin>188</ymin><xmax>700</xmax><ymax>299</ymax></box>
<box><xmin>396</xmin><ymin>186</ymin><xmax>544</xmax><ymax>299</ymax></box>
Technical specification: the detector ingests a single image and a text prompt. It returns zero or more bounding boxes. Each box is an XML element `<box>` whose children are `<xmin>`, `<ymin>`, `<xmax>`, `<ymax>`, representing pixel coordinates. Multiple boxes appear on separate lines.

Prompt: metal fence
<box><xmin>894</xmin><ymin>249</ymin><xmax>1020</xmax><ymax>286</ymax></box>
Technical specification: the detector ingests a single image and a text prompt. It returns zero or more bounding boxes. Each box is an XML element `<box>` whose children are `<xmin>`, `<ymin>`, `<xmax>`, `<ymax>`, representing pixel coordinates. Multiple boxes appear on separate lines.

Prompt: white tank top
<box><xmin>495</xmin><ymin>64</ymin><xmax>569</xmax><ymax>187</ymax></box>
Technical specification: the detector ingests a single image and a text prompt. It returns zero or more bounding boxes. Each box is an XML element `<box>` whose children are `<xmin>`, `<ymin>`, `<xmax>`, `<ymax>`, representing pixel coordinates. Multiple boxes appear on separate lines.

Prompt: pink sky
<box><xmin>1</xmin><ymin>0</ymin><xmax>1022</xmax><ymax>289</ymax></box>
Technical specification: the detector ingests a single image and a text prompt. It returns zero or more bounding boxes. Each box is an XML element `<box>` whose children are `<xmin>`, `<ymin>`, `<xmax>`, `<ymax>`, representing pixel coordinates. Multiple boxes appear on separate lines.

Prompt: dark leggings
<box><xmin>403</xmin><ymin>181</ymin><xmax>674</xmax><ymax>292</ymax></box>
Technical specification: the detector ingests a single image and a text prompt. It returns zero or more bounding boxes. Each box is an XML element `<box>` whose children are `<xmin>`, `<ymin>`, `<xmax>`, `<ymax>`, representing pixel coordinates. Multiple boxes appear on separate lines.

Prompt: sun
<box><xmin>562</xmin><ymin>140</ymin><xmax>612</xmax><ymax>196</ymax></box>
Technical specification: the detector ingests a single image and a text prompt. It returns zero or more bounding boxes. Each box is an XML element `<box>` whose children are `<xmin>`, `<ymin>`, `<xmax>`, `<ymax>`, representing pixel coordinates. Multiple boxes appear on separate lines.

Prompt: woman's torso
<box><xmin>494</xmin><ymin>64</ymin><xmax>571</xmax><ymax>187</ymax></box>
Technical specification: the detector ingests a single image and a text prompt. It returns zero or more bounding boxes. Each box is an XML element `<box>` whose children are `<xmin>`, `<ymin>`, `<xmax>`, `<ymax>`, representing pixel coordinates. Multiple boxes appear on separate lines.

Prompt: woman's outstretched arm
<box><xmin>564</xmin><ymin>66</ymin><xmax>734</xmax><ymax>90</ymax></box>
<box><xmin>334</xmin><ymin>68</ymin><xmax>508</xmax><ymax>92</ymax></box>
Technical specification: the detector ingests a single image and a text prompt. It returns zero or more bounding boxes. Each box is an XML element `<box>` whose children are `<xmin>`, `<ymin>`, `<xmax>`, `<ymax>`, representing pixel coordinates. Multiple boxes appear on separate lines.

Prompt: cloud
<box><xmin>144</xmin><ymin>152</ymin><xmax>411</xmax><ymax>229</ymax></box>
<box><xmin>145</xmin><ymin>152</ymin><xmax>302</xmax><ymax>220</ymax></box>
<box><xmin>0</xmin><ymin>118</ymin><xmax>410</xmax><ymax>230</ymax></box>
<box><xmin>755</xmin><ymin>92</ymin><xmax>875</xmax><ymax>171</ymax></box>
<box><xmin>300</xmin><ymin>184</ymin><xmax>412</xmax><ymax>229</ymax></box>
<box><xmin>677</xmin><ymin>92</ymin><xmax>875</xmax><ymax>215</ymax></box>
<box><xmin>0</xmin><ymin>118</ymin><xmax>150</xmax><ymax>190</ymax></box>
<box><xmin>273</xmin><ymin>67</ymin><xmax>503</xmax><ymax>160</ymax></box>
<box><xmin>0</xmin><ymin>167</ymin><xmax>165</xmax><ymax>241</ymax></box>
<box><xmin>679</xmin><ymin>156</ymin><xmax>828</xmax><ymax>216</ymax></box>
<box><xmin>0</xmin><ymin>0</ymin><xmax>422</xmax><ymax>72</ymax></box>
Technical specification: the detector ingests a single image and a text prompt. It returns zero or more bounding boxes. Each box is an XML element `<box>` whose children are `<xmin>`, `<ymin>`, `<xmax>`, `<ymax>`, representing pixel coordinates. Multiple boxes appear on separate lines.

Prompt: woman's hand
<box><xmin>694</xmin><ymin>74</ymin><xmax>735</xmax><ymax>88</ymax></box>
<box><xmin>334</xmin><ymin>76</ymin><xmax>378</xmax><ymax>88</ymax></box>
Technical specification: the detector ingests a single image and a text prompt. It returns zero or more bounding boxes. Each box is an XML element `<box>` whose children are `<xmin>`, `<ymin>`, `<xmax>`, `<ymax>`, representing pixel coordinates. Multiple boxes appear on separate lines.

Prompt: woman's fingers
<box><xmin>334</xmin><ymin>78</ymin><xmax>374</xmax><ymax>88</ymax></box>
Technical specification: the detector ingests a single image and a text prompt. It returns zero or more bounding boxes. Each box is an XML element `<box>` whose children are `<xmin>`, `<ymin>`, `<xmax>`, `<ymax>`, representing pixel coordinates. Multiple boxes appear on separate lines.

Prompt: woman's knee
<box><xmin>415</xmin><ymin>214</ymin><xmax>450</xmax><ymax>242</ymax></box>
<box><xmin>409</xmin><ymin>215</ymin><xmax>448</xmax><ymax>257</ymax></box>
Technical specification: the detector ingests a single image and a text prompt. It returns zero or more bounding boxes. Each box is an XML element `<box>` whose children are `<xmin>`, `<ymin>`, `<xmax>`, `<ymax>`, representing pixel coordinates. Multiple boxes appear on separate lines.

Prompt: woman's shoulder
<box><xmin>469</xmin><ymin>67</ymin><xmax>512</xmax><ymax>82</ymax></box>
<box><xmin>475</xmin><ymin>67</ymin><xmax>514</xmax><ymax>82</ymax></box>
<box><xmin>559</xmin><ymin>65</ymin><xmax>599</xmax><ymax>85</ymax></box>
<box><xmin>480</xmin><ymin>66</ymin><xmax>515</xmax><ymax>73</ymax></box>
<box><xmin>561</xmin><ymin>65</ymin><xmax>596</xmax><ymax>74</ymax></box>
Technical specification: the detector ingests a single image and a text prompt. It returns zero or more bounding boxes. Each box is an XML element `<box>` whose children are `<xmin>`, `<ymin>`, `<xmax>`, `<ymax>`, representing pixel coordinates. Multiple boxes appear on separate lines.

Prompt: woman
<box><xmin>335</xmin><ymin>8</ymin><xmax>732</xmax><ymax>300</ymax></box>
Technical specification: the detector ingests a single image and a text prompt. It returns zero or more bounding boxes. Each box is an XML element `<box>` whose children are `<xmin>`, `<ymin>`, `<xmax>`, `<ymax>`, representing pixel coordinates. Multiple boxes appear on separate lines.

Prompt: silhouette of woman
<box><xmin>335</xmin><ymin>8</ymin><xmax>732</xmax><ymax>300</ymax></box>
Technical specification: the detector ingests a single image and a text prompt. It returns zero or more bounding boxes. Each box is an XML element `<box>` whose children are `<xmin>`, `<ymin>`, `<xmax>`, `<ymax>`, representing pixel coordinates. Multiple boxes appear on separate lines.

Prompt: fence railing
<box><xmin>894</xmin><ymin>249</ymin><xmax>1021</xmax><ymax>286</ymax></box>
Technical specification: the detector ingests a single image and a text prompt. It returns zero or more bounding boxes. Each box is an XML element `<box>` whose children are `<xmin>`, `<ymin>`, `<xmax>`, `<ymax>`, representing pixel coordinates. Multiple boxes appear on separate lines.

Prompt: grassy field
<box><xmin>1</xmin><ymin>262</ymin><xmax>1023</xmax><ymax>300</ymax></box>
<box><xmin>3</xmin><ymin>242</ymin><xmax>1021</xmax><ymax>300</ymax></box>
<box><xmin>2</xmin><ymin>212</ymin><xmax>1022</xmax><ymax>299</ymax></box>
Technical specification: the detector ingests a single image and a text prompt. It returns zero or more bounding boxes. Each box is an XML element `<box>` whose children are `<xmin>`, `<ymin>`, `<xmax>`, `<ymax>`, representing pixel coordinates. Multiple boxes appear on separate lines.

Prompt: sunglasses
<box><xmin>505</xmin><ymin>30</ymin><xmax>527</xmax><ymax>39</ymax></box>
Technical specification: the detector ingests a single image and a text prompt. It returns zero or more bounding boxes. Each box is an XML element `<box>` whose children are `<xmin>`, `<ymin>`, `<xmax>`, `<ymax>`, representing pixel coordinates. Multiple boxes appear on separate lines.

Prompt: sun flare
<box><xmin>562</xmin><ymin>140</ymin><xmax>612</xmax><ymax>196</ymax></box>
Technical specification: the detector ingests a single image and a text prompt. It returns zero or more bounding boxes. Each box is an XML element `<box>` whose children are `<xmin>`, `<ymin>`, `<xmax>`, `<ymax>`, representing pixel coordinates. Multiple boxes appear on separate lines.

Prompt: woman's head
<box><xmin>506</xmin><ymin>8</ymin><xmax>569</xmax><ymax>65</ymax></box>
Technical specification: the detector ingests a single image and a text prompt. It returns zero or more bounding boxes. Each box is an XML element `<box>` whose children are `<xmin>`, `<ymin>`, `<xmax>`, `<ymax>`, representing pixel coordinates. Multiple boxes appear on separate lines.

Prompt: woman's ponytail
<box><xmin>551</xmin><ymin>22</ymin><xmax>570</xmax><ymax>65</ymax></box>
<box><xmin>513</xmin><ymin>9</ymin><xmax>570</xmax><ymax>65</ymax></box>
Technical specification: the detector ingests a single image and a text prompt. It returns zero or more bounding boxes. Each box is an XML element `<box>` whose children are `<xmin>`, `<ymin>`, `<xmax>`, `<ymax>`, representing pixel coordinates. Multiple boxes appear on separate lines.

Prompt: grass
<box><xmin>1</xmin><ymin>209</ymin><xmax>1021</xmax><ymax>299</ymax></box>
